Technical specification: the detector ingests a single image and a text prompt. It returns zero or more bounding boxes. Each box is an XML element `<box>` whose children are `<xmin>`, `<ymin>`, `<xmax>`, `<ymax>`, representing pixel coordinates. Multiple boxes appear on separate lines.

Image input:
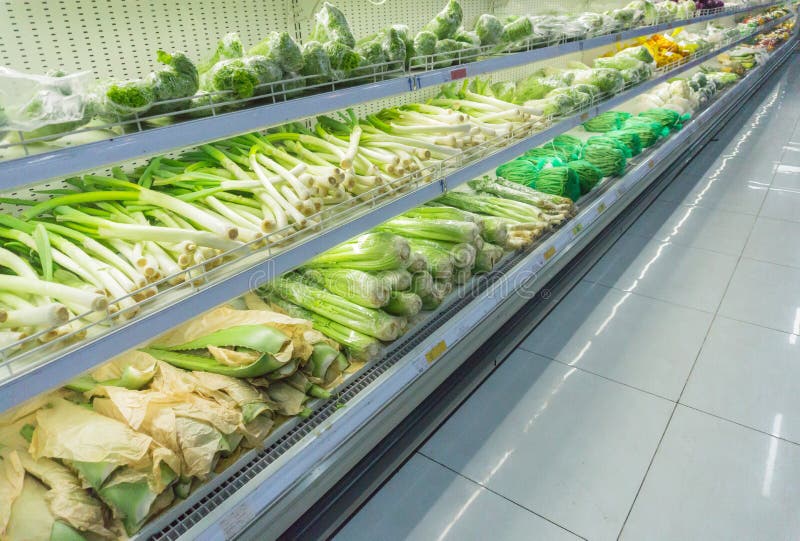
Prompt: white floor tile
<box><xmin>521</xmin><ymin>281</ymin><xmax>712</xmax><ymax>400</ymax></box>
<box><xmin>421</xmin><ymin>350</ymin><xmax>673</xmax><ymax>541</ymax></box>
<box><xmin>772</xmin><ymin>164</ymin><xmax>800</xmax><ymax>189</ymax></box>
<box><xmin>625</xmin><ymin>200</ymin><xmax>755</xmax><ymax>255</ymax></box>
<box><xmin>621</xmin><ymin>406</ymin><xmax>800</xmax><ymax>541</ymax></box>
<box><xmin>335</xmin><ymin>454</ymin><xmax>579</xmax><ymax>541</ymax></box>
<box><xmin>585</xmin><ymin>235</ymin><xmax>739</xmax><ymax>312</ymax></box>
<box><xmin>719</xmin><ymin>258</ymin><xmax>800</xmax><ymax>335</ymax></box>
<box><xmin>678</xmin><ymin>174</ymin><xmax>771</xmax><ymax>215</ymax></box>
<box><xmin>760</xmin><ymin>186</ymin><xmax>800</xmax><ymax>223</ymax></box>
<box><xmin>682</xmin><ymin>317</ymin><xmax>800</xmax><ymax>443</ymax></box>
<box><xmin>744</xmin><ymin>217</ymin><xmax>800</xmax><ymax>269</ymax></box>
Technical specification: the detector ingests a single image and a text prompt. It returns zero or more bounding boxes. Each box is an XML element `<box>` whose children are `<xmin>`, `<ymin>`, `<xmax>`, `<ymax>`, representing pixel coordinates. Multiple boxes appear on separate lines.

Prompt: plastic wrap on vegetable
<box><xmin>625</xmin><ymin>1</ymin><xmax>658</xmax><ymax>25</ymax></box>
<box><xmin>382</xmin><ymin>26</ymin><xmax>408</xmax><ymax>64</ymax></box>
<box><xmin>454</xmin><ymin>28</ymin><xmax>481</xmax><ymax>49</ymax></box>
<box><xmin>325</xmin><ymin>41</ymin><xmax>362</xmax><ymax>76</ymax></box>
<box><xmin>148</xmin><ymin>50</ymin><xmax>200</xmax><ymax>115</ymax></box>
<box><xmin>244</xmin><ymin>56</ymin><xmax>283</xmax><ymax>94</ymax></box>
<box><xmin>390</xmin><ymin>24</ymin><xmax>415</xmax><ymax>66</ymax></box>
<box><xmin>522</xmin><ymin>93</ymin><xmax>574</xmax><ymax>117</ymax></box>
<box><xmin>433</xmin><ymin>39</ymin><xmax>469</xmax><ymax>68</ymax></box>
<box><xmin>423</xmin><ymin>0</ymin><xmax>463</xmax><ymax>40</ymax></box>
<box><xmin>301</xmin><ymin>41</ymin><xmax>335</xmax><ymax>84</ymax></box>
<box><xmin>490</xmin><ymin>81</ymin><xmax>516</xmax><ymax>103</ymax></box>
<box><xmin>248</xmin><ymin>31</ymin><xmax>304</xmax><ymax>73</ymax></box>
<box><xmin>199</xmin><ymin>32</ymin><xmax>244</xmax><ymax>74</ymax></box>
<box><xmin>103</xmin><ymin>78</ymin><xmax>155</xmax><ymax>118</ymax></box>
<box><xmin>200</xmin><ymin>58</ymin><xmax>259</xmax><ymax>101</ymax></box>
<box><xmin>0</xmin><ymin>67</ymin><xmax>94</xmax><ymax>137</ymax></box>
<box><xmin>311</xmin><ymin>2</ymin><xmax>356</xmax><ymax>48</ymax></box>
<box><xmin>501</xmin><ymin>17</ymin><xmax>534</xmax><ymax>47</ymax></box>
<box><xmin>475</xmin><ymin>14</ymin><xmax>504</xmax><ymax>45</ymax></box>
<box><xmin>514</xmin><ymin>72</ymin><xmax>567</xmax><ymax>103</ymax></box>
<box><xmin>547</xmin><ymin>87</ymin><xmax>591</xmax><ymax>111</ymax></box>
<box><xmin>356</xmin><ymin>37</ymin><xmax>387</xmax><ymax>71</ymax></box>
<box><xmin>411</xmin><ymin>31</ymin><xmax>437</xmax><ymax>67</ymax></box>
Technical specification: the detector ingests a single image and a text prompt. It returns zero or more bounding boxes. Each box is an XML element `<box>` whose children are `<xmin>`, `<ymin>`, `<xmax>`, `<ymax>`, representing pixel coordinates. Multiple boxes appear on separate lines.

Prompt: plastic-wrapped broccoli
<box><xmin>433</xmin><ymin>39</ymin><xmax>468</xmax><ymax>68</ymax></box>
<box><xmin>454</xmin><ymin>29</ymin><xmax>481</xmax><ymax>48</ymax></box>
<box><xmin>412</xmin><ymin>31</ymin><xmax>437</xmax><ymax>66</ymax></box>
<box><xmin>382</xmin><ymin>27</ymin><xmax>407</xmax><ymax>64</ymax></box>
<box><xmin>301</xmin><ymin>41</ymin><xmax>334</xmax><ymax>84</ymax></box>
<box><xmin>199</xmin><ymin>33</ymin><xmax>244</xmax><ymax>74</ymax></box>
<box><xmin>423</xmin><ymin>0</ymin><xmax>463</xmax><ymax>40</ymax></box>
<box><xmin>245</xmin><ymin>56</ymin><xmax>283</xmax><ymax>94</ymax></box>
<box><xmin>475</xmin><ymin>14</ymin><xmax>504</xmax><ymax>45</ymax></box>
<box><xmin>513</xmin><ymin>73</ymin><xmax>566</xmax><ymax>103</ymax></box>
<box><xmin>311</xmin><ymin>2</ymin><xmax>356</xmax><ymax>48</ymax></box>
<box><xmin>356</xmin><ymin>38</ymin><xmax>387</xmax><ymax>69</ymax></box>
<box><xmin>325</xmin><ymin>41</ymin><xmax>361</xmax><ymax>75</ymax></box>
<box><xmin>587</xmin><ymin>68</ymin><xmax>625</xmax><ymax>95</ymax></box>
<box><xmin>547</xmin><ymin>87</ymin><xmax>591</xmax><ymax>111</ymax></box>
<box><xmin>522</xmin><ymin>93</ymin><xmax>574</xmax><ymax>117</ymax></box>
<box><xmin>249</xmin><ymin>32</ymin><xmax>304</xmax><ymax>74</ymax></box>
<box><xmin>148</xmin><ymin>49</ymin><xmax>199</xmax><ymax>114</ymax></box>
<box><xmin>501</xmin><ymin>16</ymin><xmax>533</xmax><ymax>45</ymax></box>
<box><xmin>104</xmin><ymin>79</ymin><xmax>155</xmax><ymax>117</ymax></box>
<box><xmin>200</xmin><ymin>58</ymin><xmax>259</xmax><ymax>100</ymax></box>
<box><xmin>391</xmin><ymin>25</ymin><xmax>416</xmax><ymax>64</ymax></box>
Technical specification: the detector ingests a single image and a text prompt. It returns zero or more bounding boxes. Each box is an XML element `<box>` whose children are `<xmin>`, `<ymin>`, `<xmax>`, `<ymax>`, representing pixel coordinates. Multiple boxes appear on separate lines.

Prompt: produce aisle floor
<box><xmin>334</xmin><ymin>52</ymin><xmax>800</xmax><ymax>541</ymax></box>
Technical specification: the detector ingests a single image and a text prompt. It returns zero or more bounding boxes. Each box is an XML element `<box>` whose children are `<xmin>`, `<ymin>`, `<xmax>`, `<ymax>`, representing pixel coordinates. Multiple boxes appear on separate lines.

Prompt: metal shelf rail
<box><xmin>0</xmin><ymin>12</ymin><xmax>792</xmax><ymax>413</ymax></box>
<box><xmin>132</xmin><ymin>34</ymin><xmax>799</xmax><ymax>541</ymax></box>
<box><xmin>0</xmin><ymin>0</ymin><xmax>782</xmax><ymax>189</ymax></box>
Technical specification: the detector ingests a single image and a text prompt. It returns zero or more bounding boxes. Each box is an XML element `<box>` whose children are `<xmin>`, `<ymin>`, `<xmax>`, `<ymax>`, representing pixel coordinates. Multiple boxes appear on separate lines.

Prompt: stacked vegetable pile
<box><xmin>0</xmin><ymin>304</ymin><xmax>352</xmax><ymax>538</ymax></box>
<box><xmin>263</xmin><ymin>180</ymin><xmax>574</xmax><ymax>361</ymax></box>
<box><xmin>5</xmin><ymin>0</ymin><xmax>759</xmax><ymax>148</ymax></box>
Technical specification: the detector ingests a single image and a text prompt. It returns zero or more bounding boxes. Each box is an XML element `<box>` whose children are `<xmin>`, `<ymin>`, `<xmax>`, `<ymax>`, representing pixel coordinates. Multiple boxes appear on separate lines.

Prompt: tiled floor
<box><xmin>335</xmin><ymin>57</ymin><xmax>800</xmax><ymax>540</ymax></box>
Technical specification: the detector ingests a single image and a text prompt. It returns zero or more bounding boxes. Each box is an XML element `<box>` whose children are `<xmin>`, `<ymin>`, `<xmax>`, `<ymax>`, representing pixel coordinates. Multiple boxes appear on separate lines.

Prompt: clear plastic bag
<box><xmin>0</xmin><ymin>67</ymin><xmax>93</xmax><ymax>135</ymax></box>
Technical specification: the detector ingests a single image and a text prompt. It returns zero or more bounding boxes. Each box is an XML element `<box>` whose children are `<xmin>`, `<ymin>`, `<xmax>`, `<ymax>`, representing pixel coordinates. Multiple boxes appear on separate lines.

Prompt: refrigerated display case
<box><xmin>0</xmin><ymin>1</ymin><xmax>796</xmax><ymax>539</ymax></box>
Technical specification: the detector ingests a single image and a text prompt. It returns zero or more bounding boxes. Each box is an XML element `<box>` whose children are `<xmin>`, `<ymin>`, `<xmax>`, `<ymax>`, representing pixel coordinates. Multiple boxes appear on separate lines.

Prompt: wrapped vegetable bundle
<box><xmin>469</xmin><ymin>176</ymin><xmax>576</xmax><ymax>214</ymax></box>
<box><xmin>551</xmin><ymin>134</ymin><xmax>584</xmax><ymax>160</ymax></box>
<box><xmin>305</xmin><ymin>232</ymin><xmax>410</xmax><ymax>271</ymax></box>
<box><xmin>475</xmin><ymin>14</ymin><xmax>504</xmax><ymax>45</ymax></box>
<box><xmin>303</xmin><ymin>268</ymin><xmax>391</xmax><ymax>308</ymax></box>
<box><xmin>412</xmin><ymin>31</ymin><xmax>437</xmax><ymax>66</ymax></box>
<box><xmin>406</xmin><ymin>239</ymin><xmax>455</xmax><ymax>279</ymax></box>
<box><xmin>267</xmin><ymin>275</ymin><xmax>405</xmax><ymax>342</ymax></box>
<box><xmin>599</xmin><ymin>129</ymin><xmax>643</xmax><ymax>156</ymax></box>
<box><xmin>523</xmin><ymin>146</ymin><xmax>571</xmax><ymax>167</ymax></box>
<box><xmin>301</xmin><ymin>41</ymin><xmax>335</xmax><ymax>84</ymax></box>
<box><xmin>638</xmin><ymin>107</ymin><xmax>686</xmax><ymax>130</ymax></box>
<box><xmin>567</xmin><ymin>159</ymin><xmax>604</xmax><ymax>194</ymax></box>
<box><xmin>248</xmin><ymin>32</ymin><xmax>304</xmax><ymax>73</ymax></box>
<box><xmin>148</xmin><ymin>50</ymin><xmax>200</xmax><ymax>115</ymax></box>
<box><xmin>372</xmin><ymin>269</ymin><xmax>413</xmax><ymax>291</ymax></box>
<box><xmin>583</xmin><ymin>110</ymin><xmax>632</xmax><ymax>132</ymax></box>
<box><xmin>531</xmin><ymin>166</ymin><xmax>581</xmax><ymax>201</ymax></box>
<box><xmin>474</xmin><ymin>242</ymin><xmax>504</xmax><ymax>273</ymax></box>
<box><xmin>424</xmin><ymin>0</ymin><xmax>463</xmax><ymax>40</ymax></box>
<box><xmin>310</xmin><ymin>2</ymin><xmax>356</xmax><ymax>48</ymax></box>
<box><xmin>621</xmin><ymin>117</ymin><xmax>666</xmax><ymax>147</ymax></box>
<box><xmin>501</xmin><ymin>17</ymin><xmax>534</xmax><ymax>46</ymax></box>
<box><xmin>496</xmin><ymin>158</ymin><xmax>539</xmax><ymax>185</ymax></box>
<box><xmin>582</xmin><ymin>142</ymin><xmax>628</xmax><ymax>177</ymax></box>
<box><xmin>384</xmin><ymin>291</ymin><xmax>423</xmax><ymax>317</ymax></box>
<box><xmin>377</xmin><ymin>217</ymin><xmax>480</xmax><ymax>245</ymax></box>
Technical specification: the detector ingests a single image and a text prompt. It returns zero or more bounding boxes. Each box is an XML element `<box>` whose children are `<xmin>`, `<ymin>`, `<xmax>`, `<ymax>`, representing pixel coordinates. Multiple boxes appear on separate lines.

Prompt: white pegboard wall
<box><xmin>0</xmin><ymin>0</ymin><xmax>294</xmax><ymax>79</ymax></box>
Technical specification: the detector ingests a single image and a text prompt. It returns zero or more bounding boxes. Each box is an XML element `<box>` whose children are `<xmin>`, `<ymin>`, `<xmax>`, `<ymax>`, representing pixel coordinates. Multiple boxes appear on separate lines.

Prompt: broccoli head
<box><xmin>245</xmin><ymin>56</ymin><xmax>284</xmax><ymax>94</ymax></box>
<box><xmin>391</xmin><ymin>24</ymin><xmax>415</xmax><ymax>63</ymax></box>
<box><xmin>433</xmin><ymin>39</ymin><xmax>468</xmax><ymax>68</ymax></box>
<box><xmin>148</xmin><ymin>49</ymin><xmax>200</xmax><ymax>114</ymax></box>
<box><xmin>105</xmin><ymin>79</ymin><xmax>155</xmax><ymax>115</ymax></box>
<box><xmin>324</xmin><ymin>41</ymin><xmax>361</xmax><ymax>74</ymax></box>
<box><xmin>382</xmin><ymin>27</ymin><xmax>407</xmax><ymax>65</ymax></box>
<box><xmin>202</xmin><ymin>59</ymin><xmax>259</xmax><ymax>100</ymax></box>
<box><xmin>411</xmin><ymin>31</ymin><xmax>437</xmax><ymax>67</ymax></box>
<box><xmin>251</xmin><ymin>32</ymin><xmax>304</xmax><ymax>74</ymax></box>
<box><xmin>199</xmin><ymin>33</ymin><xmax>244</xmax><ymax>74</ymax></box>
<box><xmin>310</xmin><ymin>2</ymin><xmax>355</xmax><ymax>48</ymax></box>
<box><xmin>423</xmin><ymin>0</ymin><xmax>463</xmax><ymax>40</ymax></box>
<box><xmin>356</xmin><ymin>38</ymin><xmax>387</xmax><ymax>70</ymax></box>
<box><xmin>301</xmin><ymin>41</ymin><xmax>334</xmax><ymax>84</ymax></box>
<box><xmin>475</xmin><ymin>14</ymin><xmax>503</xmax><ymax>45</ymax></box>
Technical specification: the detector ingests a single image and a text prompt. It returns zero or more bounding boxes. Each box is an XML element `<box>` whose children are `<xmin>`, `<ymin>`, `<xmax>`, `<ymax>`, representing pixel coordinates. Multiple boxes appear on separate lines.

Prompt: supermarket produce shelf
<box><xmin>0</xmin><ymin>12</ymin><xmax>791</xmax><ymax>414</ymax></box>
<box><xmin>0</xmin><ymin>0</ymin><xmax>781</xmax><ymax>190</ymax></box>
<box><xmin>131</xmin><ymin>34</ymin><xmax>799</xmax><ymax>541</ymax></box>
<box><xmin>413</xmin><ymin>0</ymin><xmax>784</xmax><ymax>88</ymax></box>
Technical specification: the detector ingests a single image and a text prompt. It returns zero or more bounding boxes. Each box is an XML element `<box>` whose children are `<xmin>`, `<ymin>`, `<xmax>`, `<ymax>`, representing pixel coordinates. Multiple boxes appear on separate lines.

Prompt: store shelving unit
<box><xmin>0</xmin><ymin>0</ymin><xmax>796</xmax><ymax>538</ymax></box>
<box><xmin>0</xmin><ymin>1</ymin><xmax>781</xmax><ymax>189</ymax></box>
<box><xmin>0</xmin><ymin>8</ymin><xmax>791</xmax><ymax>413</ymax></box>
<box><xmin>136</xmin><ymin>35</ymin><xmax>798</xmax><ymax>541</ymax></box>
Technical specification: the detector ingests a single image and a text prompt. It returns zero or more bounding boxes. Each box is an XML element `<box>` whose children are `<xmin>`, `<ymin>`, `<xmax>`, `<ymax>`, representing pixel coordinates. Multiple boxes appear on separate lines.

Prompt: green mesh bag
<box><xmin>582</xmin><ymin>110</ymin><xmax>632</xmax><ymax>132</ymax></box>
<box><xmin>567</xmin><ymin>159</ymin><xmax>604</xmax><ymax>195</ymax></box>
<box><xmin>532</xmin><ymin>166</ymin><xmax>581</xmax><ymax>201</ymax></box>
<box><xmin>495</xmin><ymin>158</ymin><xmax>538</xmax><ymax>185</ymax></box>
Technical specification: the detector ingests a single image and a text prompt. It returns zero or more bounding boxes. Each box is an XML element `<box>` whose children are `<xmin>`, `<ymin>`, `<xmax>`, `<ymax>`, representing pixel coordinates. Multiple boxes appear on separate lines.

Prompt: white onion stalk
<box><xmin>0</xmin><ymin>303</ymin><xmax>69</xmax><ymax>329</ymax></box>
<box><xmin>0</xmin><ymin>275</ymin><xmax>107</xmax><ymax>312</ymax></box>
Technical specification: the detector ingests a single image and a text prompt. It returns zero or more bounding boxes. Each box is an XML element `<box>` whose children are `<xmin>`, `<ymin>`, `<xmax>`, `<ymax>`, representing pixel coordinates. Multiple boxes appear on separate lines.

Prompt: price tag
<box><xmin>571</xmin><ymin>223</ymin><xmax>584</xmax><ymax>236</ymax></box>
<box><xmin>450</xmin><ymin>68</ymin><xmax>467</xmax><ymax>80</ymax></box>
<box><xmin>220</xmin><ymin>503</ymin><xmax>256</xmax><ymax>540</ymax></box>
<box><xmin>597</xmin><ymin>202</ymin><xmax>607</xmax><ymax>214</ymax></box>
<box><xmin>543</xmin><ymin>246</ymin><xmax>557</xmax><ymax>261</ymax></box>
<box><xmin>648</xmin><ymin>159</ymin><xmax>655</xmax><ymax>169</ymax></box>
<box><xmin>426</xmin><ymin>340</ymin><xmax>447</xmax><ymax>363</ymax></box>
